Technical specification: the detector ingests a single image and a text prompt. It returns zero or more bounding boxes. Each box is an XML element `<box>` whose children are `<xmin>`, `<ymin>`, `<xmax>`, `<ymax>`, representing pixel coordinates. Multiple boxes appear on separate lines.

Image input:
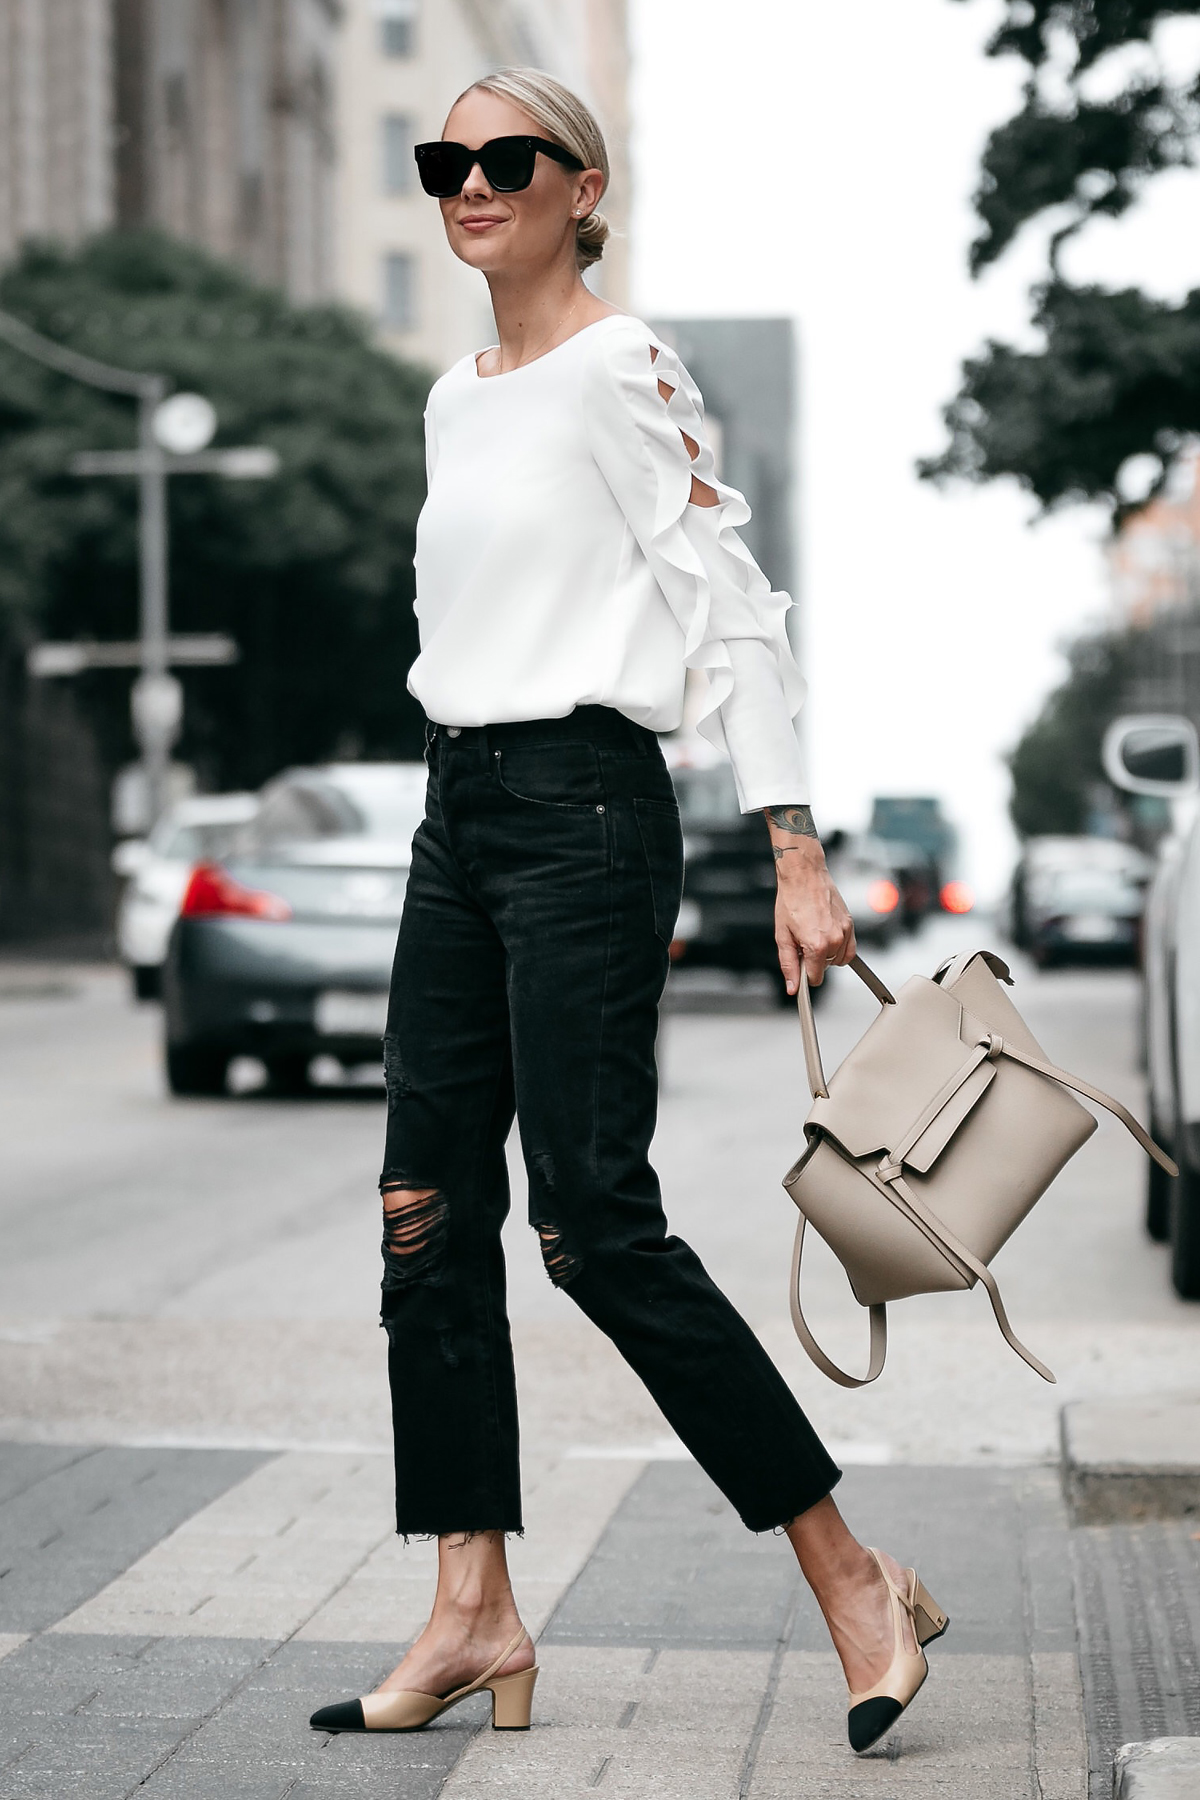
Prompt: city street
<box><xmin>2</xmin><ymin>914</ymin><xmax>1199</xmax><ymax>1797</ymax></box>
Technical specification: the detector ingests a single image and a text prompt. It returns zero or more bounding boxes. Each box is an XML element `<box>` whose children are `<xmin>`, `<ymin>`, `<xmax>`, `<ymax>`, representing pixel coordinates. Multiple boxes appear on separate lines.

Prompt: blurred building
<box><xmin>335</xmin><ymin>0</ymin><xmax>630</xmax><ymax>372</ymax></box>
<box><xmin>650</xmin><ymin>318</ymin><xmax>798</xmax><ymax>602</ymax></box>
<box><xmin>114</xmin><ymin>0</ymin><xmax>341</xmax><ymax>302</ymax></box>
<box><xmin>0</xmin><ymin>0</ymin><xmax>114</xmax><ymax>263</ymax></box>
<box><xmin>0</xmin><ymin>1</ymin><xmax>340</xmax><ymax>302</ymax></box>
<box><xmin>1109</xmin><ymin>446</ymin><xmax>1200</xmax><ymax>626</ymax></box>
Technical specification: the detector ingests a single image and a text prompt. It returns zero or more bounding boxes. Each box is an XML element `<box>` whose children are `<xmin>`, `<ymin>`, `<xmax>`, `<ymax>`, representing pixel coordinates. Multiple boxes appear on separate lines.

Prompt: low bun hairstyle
<box><xmin>462</xmin><ymin>67</ymin><xmax>611</xmax><ymax>271</ymax></box>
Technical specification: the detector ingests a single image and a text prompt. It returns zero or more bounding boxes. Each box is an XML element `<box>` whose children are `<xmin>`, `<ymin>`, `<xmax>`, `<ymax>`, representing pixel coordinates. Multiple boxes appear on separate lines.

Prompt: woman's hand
<box><xmin>764</xmin><ymin>806</ymin><xmax>856</xmax><ymax>995</ymax></box>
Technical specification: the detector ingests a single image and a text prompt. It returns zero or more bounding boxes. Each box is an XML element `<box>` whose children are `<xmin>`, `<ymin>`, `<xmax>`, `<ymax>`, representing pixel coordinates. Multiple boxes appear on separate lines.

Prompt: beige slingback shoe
<box><xmin>846</xmin><ymin>1549</ymin><xmax>948</xmax><ymax>1753</ymax></box>
<box><xmin>310</xmin><ymin>1627</ymin><xmax>537</xmax><ymax>1733</ymax></box>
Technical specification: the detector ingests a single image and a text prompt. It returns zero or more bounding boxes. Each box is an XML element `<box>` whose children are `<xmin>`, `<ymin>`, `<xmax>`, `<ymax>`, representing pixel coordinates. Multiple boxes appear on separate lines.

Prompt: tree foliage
<box><xmin>1007</xmin><ymin>628</ymin><xmax>1128</xmax><ymax>834</ymax></box>
<box><xmin>0</xmin><ymin>231</ymin><xmax>431</xmax><ymax>789</ymax></box>
<box><xmin>927</xmin><ymin>0</ymin><xmax>1200</xmax><ymax>509</ymax></box>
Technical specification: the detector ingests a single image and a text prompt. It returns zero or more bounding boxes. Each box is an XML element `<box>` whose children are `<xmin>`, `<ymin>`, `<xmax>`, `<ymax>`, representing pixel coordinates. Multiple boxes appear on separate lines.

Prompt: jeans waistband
<box><xmin>427</xmin><ymin>706</ymin><xmax>657</xmax><ymax>753</ymax></box>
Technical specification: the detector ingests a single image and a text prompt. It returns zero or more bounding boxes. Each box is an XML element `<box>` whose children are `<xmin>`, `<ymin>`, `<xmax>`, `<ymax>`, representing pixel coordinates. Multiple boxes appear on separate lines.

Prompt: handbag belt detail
<box><xmin>782</xmin><ymin>948</ymin><xmax>1176</xmax><ymax>1388</ymax></box>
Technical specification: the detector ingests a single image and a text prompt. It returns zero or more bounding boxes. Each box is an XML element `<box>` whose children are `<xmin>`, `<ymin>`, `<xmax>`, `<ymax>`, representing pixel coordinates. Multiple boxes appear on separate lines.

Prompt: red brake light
<box><xmin>940</xmin><ymin>880</ymin><xmax>974</xmax><ymax>915</ymax></box>
<box><xmin>180</xmin><ymin>862</ymin><xmax>292</xmax><ymax>921</ymax></box>
<box><xmin>866</xmin><ymin>878</ymin><xmax>899</xmax><ymax>915</ymax></box>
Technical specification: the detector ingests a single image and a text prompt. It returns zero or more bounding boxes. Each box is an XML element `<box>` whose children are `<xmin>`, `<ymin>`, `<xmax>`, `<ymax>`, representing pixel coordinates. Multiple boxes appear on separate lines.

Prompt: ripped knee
<box><xmin>534</xmin><ymin>1220</ymin><xmax>581</xmax><ymax>1287</ymax></box>
<box><xmin>380</xmin><ymin>1185</ymin><xmax>448</xmax><ymax>1290</ymax></box>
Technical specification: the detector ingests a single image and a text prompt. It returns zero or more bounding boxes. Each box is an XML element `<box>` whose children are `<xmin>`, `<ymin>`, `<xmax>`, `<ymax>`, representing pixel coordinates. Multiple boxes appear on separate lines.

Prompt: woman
<box><xmin>310</xmin><ymin>68</ymin><xmax>946</xmax><ymax>1755</ymax></box>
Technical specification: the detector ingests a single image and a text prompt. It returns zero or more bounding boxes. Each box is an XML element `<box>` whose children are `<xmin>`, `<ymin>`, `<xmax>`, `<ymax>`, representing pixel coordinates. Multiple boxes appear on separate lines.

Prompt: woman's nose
<box><xmin>461</xmin><ymin>163</ymin><xmax>491</xmax><ymax>199</ymax></box>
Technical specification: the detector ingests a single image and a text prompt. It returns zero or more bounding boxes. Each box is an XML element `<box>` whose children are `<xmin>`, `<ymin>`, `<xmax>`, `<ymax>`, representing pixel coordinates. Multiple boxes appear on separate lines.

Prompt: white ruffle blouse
<box><xmin>408</xmin><ymin>312</ymin><xmax>808</xmax><ymax>812</ymax></box>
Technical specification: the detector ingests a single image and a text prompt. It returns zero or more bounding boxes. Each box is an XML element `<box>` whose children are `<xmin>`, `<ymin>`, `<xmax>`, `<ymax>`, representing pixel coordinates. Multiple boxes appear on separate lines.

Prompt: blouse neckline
<box><xmin>471</xmin><ymin>314</ymin><xmax>626</xmax><ymax>382</ymax></box>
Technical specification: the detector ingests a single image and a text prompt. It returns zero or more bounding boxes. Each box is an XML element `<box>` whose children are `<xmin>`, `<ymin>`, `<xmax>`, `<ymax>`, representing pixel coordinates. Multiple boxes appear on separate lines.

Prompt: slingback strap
<box><xmin>789</xmin><ymin>1211</ymin><xmax>889</xmax><ymax>1387</ymax></box>
<box><xmin>993</xmin><ymin>1038</ymin><xmax>1177</xmax><ymax>1176</ymax></box>
<box><xmin>796</xmin><ymin>955</ymin><xmax>895</xmax><ymax>1100</ymax></box>
<box><xmin>474</xmin><ymin>1629</ymin><xmax>531</xmax><ymax>1689</ymax></box>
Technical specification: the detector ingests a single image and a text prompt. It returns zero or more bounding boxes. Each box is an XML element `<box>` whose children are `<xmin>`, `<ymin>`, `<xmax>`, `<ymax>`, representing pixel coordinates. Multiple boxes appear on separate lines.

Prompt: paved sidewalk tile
<box><xmin>298</xmin><ymin>1455</ymin><xmax>643</xmax><ymax>1645</ymax></box>
<box><xmin>0</xmin><ymin>1632</ymin><xmax>271</xmax><ymax>1800</ymax></box>
<box><xmin>136</xmin><ymin>1640</ymin><xmax>470</xmax><ymax>1800</ymax></box>
<box><xmin>438</xmin><ymin>1646</ymin><xmax>772</xmax><ymax>1800</ymax></box>
<box><xmin>0</xmin><ymin>1444</ymin><xmax>269</xmax><ymax>1634</ymax></box>
<box><xmin>750</xmin><ymin>1650</ymin><xmax>1030</xmax><ymax>1798</ymax></box>
<box><xmin>52</xmin><ymin>1451</ymin><xmax>393</xmax><ymax>1640</ymax></box>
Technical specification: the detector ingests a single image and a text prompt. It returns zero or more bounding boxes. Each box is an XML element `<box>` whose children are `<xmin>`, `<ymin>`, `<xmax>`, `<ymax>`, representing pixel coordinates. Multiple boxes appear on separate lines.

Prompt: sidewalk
<box><xmin>0</xmin><ymin>1439</ymin><xmax>1088</xmax><ymax>1800</ymax></box>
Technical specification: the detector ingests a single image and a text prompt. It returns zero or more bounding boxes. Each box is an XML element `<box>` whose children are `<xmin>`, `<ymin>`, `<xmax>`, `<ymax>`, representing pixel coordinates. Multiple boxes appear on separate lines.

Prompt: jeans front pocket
<box><xmin>496</xmin><ymin>742</ymin><xmax>606</xmax><ymax>810</ymax></box>
<box><xmin>633</xmin><ymin>798</ymin><xmax>684</xmax><ymax>945</ymax></box>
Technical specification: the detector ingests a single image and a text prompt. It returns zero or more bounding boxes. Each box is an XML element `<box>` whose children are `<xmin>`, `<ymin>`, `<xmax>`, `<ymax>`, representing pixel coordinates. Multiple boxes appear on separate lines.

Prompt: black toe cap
<box><xmin>310</xmin><ymin>1697</ymin><xmax>366</xmax><ymax>1732</ymax></box>
<box><xmin>848</xmin><ymin>1695</ymin><xmax>903</xmax><ymax>1753</ymax></box>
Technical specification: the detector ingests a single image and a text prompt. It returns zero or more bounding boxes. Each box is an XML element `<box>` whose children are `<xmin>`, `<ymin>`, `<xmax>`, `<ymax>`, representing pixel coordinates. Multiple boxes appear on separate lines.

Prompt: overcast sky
<box><xmin>628</xmin><ymin>0</ymin><xmax>1200</xmax><ymax>894</ymax></box>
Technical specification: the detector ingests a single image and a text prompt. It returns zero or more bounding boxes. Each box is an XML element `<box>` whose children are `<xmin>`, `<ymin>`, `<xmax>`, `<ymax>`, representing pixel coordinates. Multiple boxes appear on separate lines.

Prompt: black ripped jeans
<box><xmin>379</xmin><ymin>705</ymin><xmax>840</xmax><ymax>1537</ymax></box>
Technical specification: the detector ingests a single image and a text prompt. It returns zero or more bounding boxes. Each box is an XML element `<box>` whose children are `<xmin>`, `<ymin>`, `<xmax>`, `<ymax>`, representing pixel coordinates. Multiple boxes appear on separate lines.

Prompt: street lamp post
<box><xmin>0</xmin><ymin>309</ymin><xmax>279</xmax><ymax>828</ymax></box>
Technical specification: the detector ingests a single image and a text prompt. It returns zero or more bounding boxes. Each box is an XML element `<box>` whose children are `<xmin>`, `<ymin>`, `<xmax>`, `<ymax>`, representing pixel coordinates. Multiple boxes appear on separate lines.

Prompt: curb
<box><xmin>1061</xmin><ymin>1398</ymin><xmax>1200</xmax><ymax>1525</ymax></box>
<box><xmin>1114</xmin><ymin>1738</ymin><xmax>1200</xmax><ymax>1797</ymax></box>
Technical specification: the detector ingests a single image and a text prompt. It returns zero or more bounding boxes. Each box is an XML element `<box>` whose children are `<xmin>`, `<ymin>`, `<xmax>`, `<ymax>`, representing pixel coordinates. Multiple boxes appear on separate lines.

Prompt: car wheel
<box><xmin>132</xmin><ymin>964</ymin><xmax>161</xmax><ymax>1002</ymax></box>
<box><xmin>1170</xmin><ymin>1161</ymin><xmax>1200</xmax><ymax>1299</ymax></box>
<box><xmin>165</xmin><ymin>1043</ymin><xmax>230</xmax><ymax>1097</ymax></box>
<box><xmin>1147</xmin><ymin>1155</ymin><xmax>1172</xmax><ymax>1243</ymax></box>
<box><xmin>1146</xmin><ymin>1113</ymin><xmax>1172</xmax><ymax>1242</ymax></box>
<box><xmin>266</xmin><ymin>1053</ymin><xmax>313</xmax><ymax>1096</ymax></box>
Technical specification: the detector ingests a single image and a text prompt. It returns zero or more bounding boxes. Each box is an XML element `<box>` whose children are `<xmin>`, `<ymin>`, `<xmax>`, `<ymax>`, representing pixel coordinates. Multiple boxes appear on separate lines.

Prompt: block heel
<box><xmin>912</xmin><ymin>1578</ymin><xmax>949</xmax><ymax>1647</ymax></box>
<box><xmin>489</xmin><ymin>1665</ymin><xmax>538</xmax><ymax>1729</ymax></box>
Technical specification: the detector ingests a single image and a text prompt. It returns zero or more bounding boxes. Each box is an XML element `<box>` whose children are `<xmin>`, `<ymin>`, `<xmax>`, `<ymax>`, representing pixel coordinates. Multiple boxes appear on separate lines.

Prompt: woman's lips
<box><xmin>458</xmin><ymin>216</ymin><xmax>505</xmax><ymax>232</ymax></box>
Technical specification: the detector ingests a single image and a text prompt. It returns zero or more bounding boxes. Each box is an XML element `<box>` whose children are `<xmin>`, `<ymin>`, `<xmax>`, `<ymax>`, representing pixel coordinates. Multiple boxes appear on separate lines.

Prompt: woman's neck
<box><xmin>484</xmin><ymin>265</ymin><xmax>604</xmax><ymax>374</ymax></box>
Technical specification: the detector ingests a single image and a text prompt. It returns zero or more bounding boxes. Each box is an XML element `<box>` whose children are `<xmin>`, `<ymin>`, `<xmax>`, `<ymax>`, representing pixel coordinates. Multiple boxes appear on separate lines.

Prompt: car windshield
<box><xmin>671</xmin><ymin>765</ymin><xmax>741</xmax><ymax>825</ymax></box>
<box><xmin>252</xmin><ymin>767</ymin><xmax>427</xmax><ymax>847</ymax></box>
<box><xmin>149</xmin><ymin>820</ymin><xmax>248</xmax><ymax>862</ymax></box>
<box><xmin>1031</xmin><ymin>867</ymin><xmax>1141</xmax><ymax>911</ymax></box>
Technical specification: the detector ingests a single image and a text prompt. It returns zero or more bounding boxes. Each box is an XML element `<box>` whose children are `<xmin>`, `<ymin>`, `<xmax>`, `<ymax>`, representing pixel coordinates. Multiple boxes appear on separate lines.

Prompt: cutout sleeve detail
<box><xmin>582</xmin><ymin>321</ymin><xmax>809</xmax><ymax>811</ymax></box>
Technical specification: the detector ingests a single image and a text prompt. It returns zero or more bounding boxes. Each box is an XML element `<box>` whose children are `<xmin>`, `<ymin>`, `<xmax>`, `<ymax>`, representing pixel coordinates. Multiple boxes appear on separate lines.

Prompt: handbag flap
<box><xmin>904</xmin><ymin>1059</ymin><xmax>995</xmax><ymax>1171</ymax></box>
<box><xmin>807</xmin><ymin>975</ymin><xmax>990</xmax><ymax>1160</ymax></box>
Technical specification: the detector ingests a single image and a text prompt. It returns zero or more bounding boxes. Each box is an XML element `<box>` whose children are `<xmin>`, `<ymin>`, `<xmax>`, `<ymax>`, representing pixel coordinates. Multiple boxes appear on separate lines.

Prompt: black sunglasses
<box><xmin>414</xmin><ymin>136</ymin><xmax>584</xmax><ymax>198</ymax></box>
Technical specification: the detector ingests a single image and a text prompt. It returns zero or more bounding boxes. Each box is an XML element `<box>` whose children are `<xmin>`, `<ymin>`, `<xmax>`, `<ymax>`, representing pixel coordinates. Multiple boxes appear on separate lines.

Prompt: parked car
<box><xmin>1007</xmin><ymin>835</ymin><xmax>1152</xmax><ymax>967</ymax></box>
<box><xmin>1104</xmin><ymin>714</ymin><xmax>1200</xmax><ymax>1295</ymax></box>
<box><xmin>665</xmin><ymin>758</ymin><xmax>900</xmax><ymax>1003</ymax></box>
<box><xmin>161</xmin><ymin>762</ymin><xmax>427</xmax><ymax>1096</ymax></box>
<box><xmin>113</xmin><ymin>793</ymin><xmax>260</xmax><ymax>999</ymax></box>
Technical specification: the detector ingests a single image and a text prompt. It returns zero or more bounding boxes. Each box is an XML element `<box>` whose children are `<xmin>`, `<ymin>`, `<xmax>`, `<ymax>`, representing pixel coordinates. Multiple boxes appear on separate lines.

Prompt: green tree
<box><xmin>1007</xmin><ymin>628</ymin><xmax>1127</xmax><ymax>835</ymax></box>
<box><xmin>922</xmin><ymin>0</ymin><xmax>1200</xmax><ymax>511</ymax></box>
<box><xmin>0</xmin><ymin>230</ymin><xmax>431</xmax><ymax>789</ymax></box>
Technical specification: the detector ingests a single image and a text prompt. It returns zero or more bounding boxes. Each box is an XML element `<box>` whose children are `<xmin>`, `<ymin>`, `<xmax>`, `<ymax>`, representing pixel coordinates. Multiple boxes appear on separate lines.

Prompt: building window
<box><xmin>378</xmin><ymin>0</ymin><xmax>416</xmax><ymax>57</ymax></box>
<box><xmin>383</xmin><ymin>252</ymin><xmax>417</xmax><ymax>330</ymax></box>
<box><xmin>382</xmin><ymin>114</ymin><xmax>415</xmax><ymax>195</ymax></box>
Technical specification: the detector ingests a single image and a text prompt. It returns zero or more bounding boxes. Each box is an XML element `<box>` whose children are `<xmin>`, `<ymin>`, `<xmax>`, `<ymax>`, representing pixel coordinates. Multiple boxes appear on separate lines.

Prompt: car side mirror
<box><xmin>111</xmin><ymin>838</ymin><xmax>150</xmax><ymax>877</ymax></box>
<box><xmin>1102</xmin><ymin>714</ymin><xmax>1200</xmax><ymax>797</ymax></box>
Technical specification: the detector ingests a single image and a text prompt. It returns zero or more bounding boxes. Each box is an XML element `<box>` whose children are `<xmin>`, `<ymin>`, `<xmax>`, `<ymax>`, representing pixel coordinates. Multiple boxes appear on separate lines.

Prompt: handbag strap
<box><xmin>796</xmin><ymin>955</ymin><xmax>896</xmax><ymax>1100</ymax></box>
<box><xmin>989</xmin><ymin>1037</ymin><xmax>1178</xmax><ymax>1176</ymax></box>
<box><xmin>789</xmin><ymin>1211</ymin><xmax>888</xmax><ymax>1387</ymax></box>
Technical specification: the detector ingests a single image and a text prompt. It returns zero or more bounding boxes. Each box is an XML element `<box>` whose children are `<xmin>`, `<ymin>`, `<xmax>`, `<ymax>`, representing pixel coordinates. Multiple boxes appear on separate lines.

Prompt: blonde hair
<box><xmin>458</xmin><ymin>67</ymin><xmax>611</xmax><ymax>270</ymax></box>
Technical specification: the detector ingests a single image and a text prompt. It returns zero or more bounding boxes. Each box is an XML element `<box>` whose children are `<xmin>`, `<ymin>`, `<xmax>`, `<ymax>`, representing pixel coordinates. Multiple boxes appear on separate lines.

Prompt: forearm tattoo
<box><xmin>765</xmin><ymin>804</ymin><xmax>819</xmax><ymax>860</ymax></box>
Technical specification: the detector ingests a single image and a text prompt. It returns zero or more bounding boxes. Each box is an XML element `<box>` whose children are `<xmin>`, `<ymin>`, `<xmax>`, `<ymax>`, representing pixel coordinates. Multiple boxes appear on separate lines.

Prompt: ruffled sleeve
<box><xmin>581</xmin><ymin>318</ymin><xmax>808</xmax><ymax>812</ymax></box>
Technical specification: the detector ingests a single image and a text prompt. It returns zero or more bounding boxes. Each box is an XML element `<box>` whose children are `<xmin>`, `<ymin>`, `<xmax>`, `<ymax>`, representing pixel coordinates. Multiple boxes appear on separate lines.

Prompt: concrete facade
<box><xmin>0</xmin><ymin>0</ymin><xmax>115</xmax><ymax>264</ymax></box>
<box><xmin>114</xmin><ymin>0</ymin><xmax>343</xmax><ymax>302</ymax></box>
<box><xmin>334</xmin><ymin>0</ymin><xmax>630</xmax><ymax>374</ymax></box>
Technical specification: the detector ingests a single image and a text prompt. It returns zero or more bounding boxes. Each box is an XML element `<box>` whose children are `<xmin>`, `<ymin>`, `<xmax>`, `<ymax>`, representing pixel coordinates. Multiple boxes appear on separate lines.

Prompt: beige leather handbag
<box><xmin>782</xmin><ymin>948</ymin><xmax>1176</xmax><ymax>1387</ymax></box>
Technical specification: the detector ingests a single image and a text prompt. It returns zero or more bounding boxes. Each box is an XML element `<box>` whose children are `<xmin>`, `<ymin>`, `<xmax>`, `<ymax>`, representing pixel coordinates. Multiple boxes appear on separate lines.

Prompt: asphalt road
<box><xmin>1</xmin><ymin>913</ymin><xmax>1195</xmax><ymax>1464</ymax></box>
